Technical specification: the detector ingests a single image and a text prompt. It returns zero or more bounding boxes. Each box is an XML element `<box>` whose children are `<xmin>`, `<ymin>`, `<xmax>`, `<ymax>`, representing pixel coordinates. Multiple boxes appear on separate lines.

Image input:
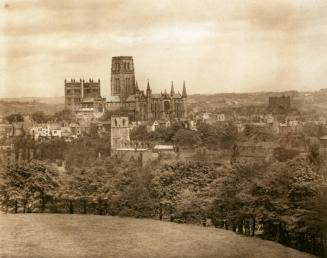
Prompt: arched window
<box><xmin>115</xmin><ymin>119</ymin><xmax>118</xmax><ymax>127</ymax></box>
<box><xmin>122</xmin><ymin>119</ymin><xmax>126</xmax><ymax>126</ymax></box>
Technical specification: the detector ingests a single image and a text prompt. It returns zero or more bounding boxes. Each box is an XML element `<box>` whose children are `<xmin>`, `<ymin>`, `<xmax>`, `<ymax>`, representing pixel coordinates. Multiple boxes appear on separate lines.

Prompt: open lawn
<box><xmin>0</xmin><ymin>214</ymin><xmax>316</xmax><ymax>258</ymax></box>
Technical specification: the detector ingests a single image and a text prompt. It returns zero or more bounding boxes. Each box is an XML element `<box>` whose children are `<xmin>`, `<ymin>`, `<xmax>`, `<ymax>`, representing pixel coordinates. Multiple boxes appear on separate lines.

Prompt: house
<box><xmin>30</xmin><ymin>125</ymin><xmax>51</xmax><ymax>140</ymax></box>
<box><xmin>30</xmin><ymin>123</ymin><xmax>62</xmax><ymax>140</ymax></box>
<box><xmin>182</xmin><ymin>119</ymin><xmax>197</xmax><ymax>131</ymax></box>
<box><xmin>50</xmin><ymin>126</ymin><xmax>62</xmax><ymax>138</ymax></box>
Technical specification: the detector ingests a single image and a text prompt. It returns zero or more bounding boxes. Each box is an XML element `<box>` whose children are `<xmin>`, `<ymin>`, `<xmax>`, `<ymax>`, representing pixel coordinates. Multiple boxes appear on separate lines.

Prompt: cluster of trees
<box><xmin>131</xmin><ymin>121</ymin><xmax>279</xmax><ymax>150</ymax></box>
<box><xmin>0</xmin><ymin>159</ymin><xmax>150</xmax><ymax>216</ymax></box>
<box><xmin>11</xmin><ymin>134</ymin><xmax>111</xmax><ymax>165</ymax></box>
<box><xmin>130</xmin><ymin>122</ymin><xmax>239</xmax><ymax>149</ymax></box>
<box><xmin>1</xmin><ymin>155</ymin><xmax>326</xmax><ymax>256</ymax></box>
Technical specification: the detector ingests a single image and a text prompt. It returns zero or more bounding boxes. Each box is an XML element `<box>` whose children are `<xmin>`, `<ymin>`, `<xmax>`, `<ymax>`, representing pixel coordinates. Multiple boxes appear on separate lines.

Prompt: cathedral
<box><xmin>65</xmin><ymin>56</ymin><xmax>187</xmax><ymax>122</ymax></box>
<box><xmin>107</xmin><ymin>56</ymin><xmax>187</xmax><ymax>121</ymax></box>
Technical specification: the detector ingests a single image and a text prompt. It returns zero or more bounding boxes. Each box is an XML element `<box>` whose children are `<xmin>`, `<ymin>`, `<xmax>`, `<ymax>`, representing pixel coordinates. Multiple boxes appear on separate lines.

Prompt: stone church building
<box><xmin>106</xmin><ymin>56</ymin><xmax>187</xmax><ymax>121</ymax></box>
<box><xmin>65</xmin><ymin>56</ymin><xmax>187</xmax><ymax>122</ymax></box>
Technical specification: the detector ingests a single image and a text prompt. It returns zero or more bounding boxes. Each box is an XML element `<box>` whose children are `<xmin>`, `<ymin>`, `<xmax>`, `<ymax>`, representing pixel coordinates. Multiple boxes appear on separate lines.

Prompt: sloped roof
<box><xmin>126</xmin><ymin>95</ymin><xmax>136</xmax><ymax>102</ymax></box>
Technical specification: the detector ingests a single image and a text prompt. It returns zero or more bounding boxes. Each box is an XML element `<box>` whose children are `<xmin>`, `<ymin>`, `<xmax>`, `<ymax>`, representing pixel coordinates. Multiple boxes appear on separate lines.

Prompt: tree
<box><xmin>211</xmin><ymin>159</ymin><xmax>267</xmax><ymax>234</ymax></box>
<box><xmin>197</xmin><ymin>123</ymin><xmax>220</xmax><ymax>147</ymax></box>
<box><xmin>130</xmin><ymin>125</ymin><xmax>149</xmax><ymax>142</ymax></box>
<box><xmin>150</xmin><ymin>161</ymin><xmax>223</xmax><ymax>223</ymax></box>
<box><xmin>52</xmin><ymin>109</ymin><xmax>74</xmax><ymax>122</ymax></box>
<box><xmin>31</xmin><ymin>111</ymin><xmax>50</xmax><ymax>123</ymax></box>
<box><xmin>172</xmin><ymin>129</ymin><xmax>202</xmax><ymax>147</ymax></box>
<box><xmin>242</xmin><ymin>124</ymin><xmax>275</xmax><ymax>142</ymax></box>
<box><xmin>253</xmin><ymin>157</ymin><xmax>327</xmax><ymax>256</ymax></box>
<box><xmin>5</xmin><ymin>113</ymin><xmax>24</xmax><ymax>123</ymax></box>
<box><xmin>0</xmin><ymin>161</ymin><xmax>61</xmax><ymax>213</ymax></box>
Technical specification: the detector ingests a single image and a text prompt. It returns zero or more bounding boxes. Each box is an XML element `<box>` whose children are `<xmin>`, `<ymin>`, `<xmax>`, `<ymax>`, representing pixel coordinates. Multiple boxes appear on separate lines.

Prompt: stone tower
<box><xmin>110</xmin><ymin>116</ymin><xmax>130</xmax><ymax>149</ymax></box>
<box><xmin>65</xmin><ymin>78</ymin><xmax>82</xmax><ymax>110</ymax></box>
<box><xmin>111</xmin><ymin>56</ymin><xmax>136</xmax><ymax>101</ymax></box>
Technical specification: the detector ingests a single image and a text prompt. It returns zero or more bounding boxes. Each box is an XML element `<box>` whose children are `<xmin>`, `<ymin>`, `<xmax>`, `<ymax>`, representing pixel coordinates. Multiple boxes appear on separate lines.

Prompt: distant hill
<box><xmin>0</xmin><ymin>98</ymin><xmax>65</xmax><ymax>116</ymax></box>
<box><xmin>0</xmin><ymin>214</ymin><xmax>316</xmax><ymax>258</ymax></box>
<box><xmin>0</xmin><ymin>97</ymin><xmax>64</xmax><ymax>104</ymax></box>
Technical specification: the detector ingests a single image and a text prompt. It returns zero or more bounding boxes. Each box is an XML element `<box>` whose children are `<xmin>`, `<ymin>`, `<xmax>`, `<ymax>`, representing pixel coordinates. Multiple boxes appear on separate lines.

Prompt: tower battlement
<box><xmin>65</xmin><ymin>78</ymin><xmax>82</xmax><ymax>84</ymax></box>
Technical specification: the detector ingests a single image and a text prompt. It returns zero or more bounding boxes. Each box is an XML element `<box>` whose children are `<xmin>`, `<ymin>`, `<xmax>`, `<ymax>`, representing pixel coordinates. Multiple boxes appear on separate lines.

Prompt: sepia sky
<box><xmin>1</xmin><ymin>0</ymin><xmax>327</xmax><ymax>97</ymax></box>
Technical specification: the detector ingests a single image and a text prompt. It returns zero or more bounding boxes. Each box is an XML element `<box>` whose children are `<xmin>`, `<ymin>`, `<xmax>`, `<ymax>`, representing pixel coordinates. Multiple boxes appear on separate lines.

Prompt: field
<box><xmin>0</xmin><ymin>214</ymin><xmax>316</xmax><ymax>258</ymax></box>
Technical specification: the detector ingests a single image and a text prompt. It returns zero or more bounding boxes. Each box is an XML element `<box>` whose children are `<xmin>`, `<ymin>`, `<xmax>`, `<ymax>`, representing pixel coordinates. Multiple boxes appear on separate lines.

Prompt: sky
<box><xmin>1</xmin><ymin>0</ymin><xmax>327</xmax><ymax>97</ymax></box>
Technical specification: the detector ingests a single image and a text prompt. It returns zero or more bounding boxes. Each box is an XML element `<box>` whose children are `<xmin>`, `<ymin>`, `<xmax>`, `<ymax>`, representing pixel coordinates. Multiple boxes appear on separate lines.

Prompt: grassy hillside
<box><xmin>0</xmin><ymin>214</ymin><xmax>316</xmax><ymax>258</ymax></box>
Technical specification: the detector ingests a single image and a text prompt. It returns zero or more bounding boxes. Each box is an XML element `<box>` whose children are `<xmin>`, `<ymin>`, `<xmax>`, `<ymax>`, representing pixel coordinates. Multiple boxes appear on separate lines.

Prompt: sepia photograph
<box><xmin>0</xmin><ymin>0</ymin><xmax>327</xmax><ymax>257</ymax></box>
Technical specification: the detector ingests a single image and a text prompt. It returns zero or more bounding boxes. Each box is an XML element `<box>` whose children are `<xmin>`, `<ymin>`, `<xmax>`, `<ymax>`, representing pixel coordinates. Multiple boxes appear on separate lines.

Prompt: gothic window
<box><xmin>122</xmin><ymin>119</ymin><xmax>126</xmax><ymax>126</ymax></box>
<box><xmin>115</xmin><ymin>119</ymin><xmax>118</xmax><ymax>127</ymax></box>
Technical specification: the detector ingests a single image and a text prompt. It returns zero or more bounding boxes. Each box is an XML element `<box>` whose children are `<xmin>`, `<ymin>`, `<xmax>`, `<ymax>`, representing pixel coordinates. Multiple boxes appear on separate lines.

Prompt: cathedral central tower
<box><xmin>111</xmin><ymin>56</ymin><xmax>136</xmax><ymax>101</ymax></box>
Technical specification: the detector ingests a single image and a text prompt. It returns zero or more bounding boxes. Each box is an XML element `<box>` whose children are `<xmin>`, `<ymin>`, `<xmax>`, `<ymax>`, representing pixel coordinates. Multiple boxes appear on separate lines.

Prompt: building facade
<box><xmin>64</xmin><ymin>56</ymin><xmax>187</xmax><ymax>121</ymax></box>
<box><xmin>65</xmin><ymin>78</ymin><xmax>101</xmax><ymax>110</ymax></box>
<box><xmin>107</xmin><ymin>56</ymin><xmax>187</xmax><ymax>121</ymax></box>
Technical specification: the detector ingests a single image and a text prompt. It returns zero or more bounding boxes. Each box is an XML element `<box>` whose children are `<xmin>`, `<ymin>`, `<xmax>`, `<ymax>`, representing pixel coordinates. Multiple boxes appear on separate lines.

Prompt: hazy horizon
<box><xmin>1</xmin><ymin>0</ymin><xmax>327</xmax><ymax>98</ymax></box>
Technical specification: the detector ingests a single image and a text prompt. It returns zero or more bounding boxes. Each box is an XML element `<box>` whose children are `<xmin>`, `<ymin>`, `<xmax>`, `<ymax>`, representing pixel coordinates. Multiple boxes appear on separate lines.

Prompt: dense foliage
<box><xmin>130</xmin><ymin>122</ymin><xmax>239</xmax><ymax>149</ymax></box>
<box><xmin>0</xmin><ymin>155</ymin><xmax>326</xmax><ymax>257</ymax></box>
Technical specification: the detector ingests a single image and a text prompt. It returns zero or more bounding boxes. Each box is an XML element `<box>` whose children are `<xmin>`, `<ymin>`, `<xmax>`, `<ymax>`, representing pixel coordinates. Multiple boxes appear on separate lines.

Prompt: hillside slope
<box><xmin>0</xmin><ymin>214</ymin><xmax>316</xmax><ymax>258</ymax></box>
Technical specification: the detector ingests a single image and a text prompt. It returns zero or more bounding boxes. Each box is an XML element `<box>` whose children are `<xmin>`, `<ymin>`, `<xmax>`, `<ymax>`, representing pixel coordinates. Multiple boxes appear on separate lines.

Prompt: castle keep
<box><xmin>65</xmin><ymin>56</ymin><xmax>187</xmax><ymax>121</ymax></box>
